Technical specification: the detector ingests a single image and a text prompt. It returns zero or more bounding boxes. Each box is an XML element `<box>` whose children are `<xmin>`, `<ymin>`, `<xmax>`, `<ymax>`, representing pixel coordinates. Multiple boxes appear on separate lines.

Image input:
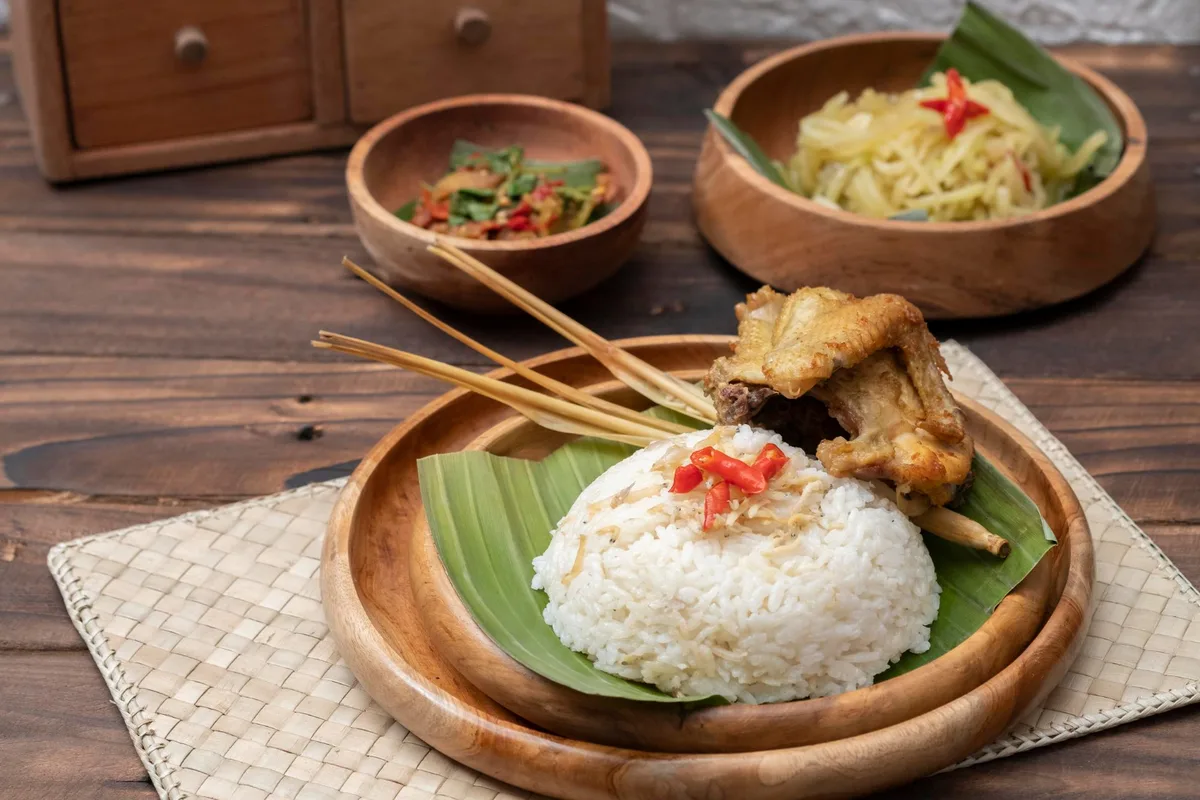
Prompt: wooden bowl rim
<box><xmin>345</xmin><ymin>93</ymin><xmax>654</xmax><ymax>252</ymax></box>
<box><xmin>410</xmin><ymin>375</ymin><xmax>1060</xmax><ymax>753</ymax></box>
<box><xmin>708</xmin><ymin>31</ymin><xmax>1148</xmax><ymax>233</ymax></box>
<box><xmin>321</xmin><ymin>335</ymin><xmax>1095</xmax><ymax>797</ymax></box>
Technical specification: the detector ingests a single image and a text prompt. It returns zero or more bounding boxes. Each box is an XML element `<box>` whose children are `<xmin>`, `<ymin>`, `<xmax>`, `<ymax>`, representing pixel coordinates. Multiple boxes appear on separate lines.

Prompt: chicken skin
<box><xmin>705</xmin><ymin>286</ymin><xmax>973</xmax><ymax>508</ymax></box>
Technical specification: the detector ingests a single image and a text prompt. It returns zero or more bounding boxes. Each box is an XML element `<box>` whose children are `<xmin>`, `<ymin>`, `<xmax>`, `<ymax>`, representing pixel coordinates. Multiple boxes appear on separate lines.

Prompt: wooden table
<box><xmin>1</xmin><ymin>36</ymin><xmax>1198</xmax><ymax>800</ymax></box>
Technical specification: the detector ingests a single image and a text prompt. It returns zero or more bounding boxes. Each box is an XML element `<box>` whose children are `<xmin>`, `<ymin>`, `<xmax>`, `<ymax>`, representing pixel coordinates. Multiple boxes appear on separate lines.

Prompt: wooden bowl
<box><xmin>322</xmin><ymin>335</ymin><xmax>1095</xmax><ymax>799</ymax></box>
<box><xmin>346</xmin><ymin>94</ymin><xmax>652</xmax><ymax>312</ymax></box>
<box><xmin>692</xmin><ymin>33</ymin><xmax>1155</xmax><ymax>319</ymax></box>
<box><xmin>410</xmin><ymin>381</ymin><xmax>1055</xmax><ymax>753</ymax></box>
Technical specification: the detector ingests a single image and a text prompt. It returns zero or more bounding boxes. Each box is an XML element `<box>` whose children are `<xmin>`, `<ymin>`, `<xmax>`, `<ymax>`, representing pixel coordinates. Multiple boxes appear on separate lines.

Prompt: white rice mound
<box><xmin>531</xmin><ymin>425</ymin><xmax>940</xmax><ymax>703</ymax></box>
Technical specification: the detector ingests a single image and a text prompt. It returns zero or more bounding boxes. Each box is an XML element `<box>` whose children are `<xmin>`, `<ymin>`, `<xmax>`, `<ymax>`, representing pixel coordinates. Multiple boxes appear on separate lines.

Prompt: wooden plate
<box><xmin>322</xmin><ymin>336</ymin><xmax>1094</xmax><ymax>800</ymax></box>
<box><xmin>692</xmin><ymin>33</ymin><xmax>1155</xmax><ymax>319</ymax></box>
<box><xmin>410</xmin><ymin>378</ymin><xmax>1054</xmax><ymax>753</ymax></box>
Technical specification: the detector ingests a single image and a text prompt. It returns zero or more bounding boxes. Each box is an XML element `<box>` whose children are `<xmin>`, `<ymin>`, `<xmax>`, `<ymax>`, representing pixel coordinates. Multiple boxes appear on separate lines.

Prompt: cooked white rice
<box><xmin>531</xmin><ymin>425</ymin><xmax>940</xmax><ymax>703</ymax></box>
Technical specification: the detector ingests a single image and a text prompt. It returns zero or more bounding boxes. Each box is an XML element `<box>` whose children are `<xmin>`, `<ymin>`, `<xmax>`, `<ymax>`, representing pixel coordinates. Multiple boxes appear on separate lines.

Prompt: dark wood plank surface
<box><xmin>1</xmin><ymin>36</ymin><xmax>1199</xmax><ymax>800</ymax></box>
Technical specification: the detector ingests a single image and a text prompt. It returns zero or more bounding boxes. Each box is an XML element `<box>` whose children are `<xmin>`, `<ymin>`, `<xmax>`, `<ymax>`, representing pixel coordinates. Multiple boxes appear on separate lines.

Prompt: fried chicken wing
<box><xmin>705</xmin><ymin>286</ymin><xmax>973</xmax><ymax>508</ymax></box>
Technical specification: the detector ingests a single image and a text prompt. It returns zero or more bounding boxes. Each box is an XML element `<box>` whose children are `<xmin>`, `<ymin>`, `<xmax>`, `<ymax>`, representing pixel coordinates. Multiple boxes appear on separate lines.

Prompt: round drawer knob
<box><xmin>174</xmin><ymin>25</ymin><xmax>209</xmax><ymax>65</ymax></box>
<box><xmin>455</xmin><ymin>8</ymin><xmax>491</xmax><ymax>46</ymax></box>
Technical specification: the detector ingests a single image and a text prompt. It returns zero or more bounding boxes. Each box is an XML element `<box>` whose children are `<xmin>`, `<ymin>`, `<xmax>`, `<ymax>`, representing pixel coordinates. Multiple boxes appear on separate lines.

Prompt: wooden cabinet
<box><xmin>60</xmin><ymin>0</ymin><xmax>314</xmax><ymax>149</ymax></box>
<box><xmin>9</xmin><ymin>0</ymin><xmax>609</xmax><ymax>182</ymax></box>
<box><xmin>343</xmin><ymin>0</ymin><xmax>608</xmax><ymax>122</ymax></box>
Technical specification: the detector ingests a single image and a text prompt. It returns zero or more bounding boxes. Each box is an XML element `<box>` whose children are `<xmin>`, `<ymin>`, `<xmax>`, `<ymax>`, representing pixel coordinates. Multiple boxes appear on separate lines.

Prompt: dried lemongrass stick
<box><xmin>341</xmin><ymin>257</ymin><xmax>691</xmax><ymax>436</ymax></box>
<box><xmin>315</xmin><ymin>332</ymin><xmax>666</xmax><ymax>447</ymax></box>
<box><xmin>914</xmin><ymin>506</ymin><xmax>1011</xmax><ymax>558</ymax></box>
<box><xmin>315</xmin><ymin>339</ymin><xmax>654</xmax><ymax>447</ymax></box>
<box><xmin>427</xmin><ymin>239</ymin><xmax>718</xmax><ymax>423</ymax></box>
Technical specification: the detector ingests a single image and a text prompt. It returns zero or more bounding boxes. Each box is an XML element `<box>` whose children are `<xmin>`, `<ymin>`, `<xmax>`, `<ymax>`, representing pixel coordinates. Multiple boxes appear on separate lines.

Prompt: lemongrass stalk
<box><xmin>914</xmin><ymin>506</ymin><xmax>1010</xmax><ymax>558</ymax></box>
<box><xmin>427</xmin><ymin>240</ymin><xmax>718</xmax><ymax>423</ymax></box>
<box><xmin>341</xmin><ymin>257</ymin><xmax>691</xmax><ymax>436</ymax></box>
<box><xmin>315</xmin><ymin>333</ymin><xmax>667</xmax><ymax>446</ymax></box>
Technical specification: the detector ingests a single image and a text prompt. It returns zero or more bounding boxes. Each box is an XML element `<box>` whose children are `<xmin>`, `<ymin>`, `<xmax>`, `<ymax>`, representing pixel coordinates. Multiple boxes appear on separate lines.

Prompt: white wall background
<box><xmin>608</xmin><ymin>0</ymin><xmax>1200</xmax><ymax>43</ymax></box>
<box><xmin>1</xmin><ymin>1</ymin><xmax>1198</xmax><ymax>43</ymax></box>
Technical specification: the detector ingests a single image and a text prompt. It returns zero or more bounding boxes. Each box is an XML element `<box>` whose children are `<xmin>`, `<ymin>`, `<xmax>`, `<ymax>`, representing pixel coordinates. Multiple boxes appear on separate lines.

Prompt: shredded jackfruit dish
<box><xmin>783</xmin><ymin>69</ymin><xmax>1109</xmax><ymax>221</ymax></box>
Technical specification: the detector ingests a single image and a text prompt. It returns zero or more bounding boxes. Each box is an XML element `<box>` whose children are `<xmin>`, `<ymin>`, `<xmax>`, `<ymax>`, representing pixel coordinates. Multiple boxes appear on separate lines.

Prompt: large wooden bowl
<box><xmin>692</xmin><ymin>33</ymin><xmax>1155</xmax><ymax>319</ymax></box>
<box><xmin>346</xmin><ymin>94</ymin><xmax>652</xmax><ymax>312</ymax></box>
<box><xmin>409</xmin><ymin>380</ymin><xmax>1054</xmax><ymax>753</ymax></box>
<box><xmin>322</xmin><ymin>336</ymin><xmax>1094</xmax><ymax>799</ymax></box>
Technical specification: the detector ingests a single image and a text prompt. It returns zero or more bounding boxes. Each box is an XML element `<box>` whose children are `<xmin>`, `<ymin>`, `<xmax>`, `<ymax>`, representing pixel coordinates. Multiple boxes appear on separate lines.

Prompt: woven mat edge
<box><xmin>943</xmin><ymin>344</ymin><xmax>1200</xmax><ymax>769</ymax></box>
<box><xmin>47</xmin><ymin>479</ymin><xmax>348</xmax><ymax>800</ymax></box>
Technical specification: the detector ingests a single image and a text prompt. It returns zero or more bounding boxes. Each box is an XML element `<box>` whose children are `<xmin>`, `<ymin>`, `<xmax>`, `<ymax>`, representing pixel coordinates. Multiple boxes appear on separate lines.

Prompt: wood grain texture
<box><xmin>309</xmin><ymin>0</ymin><xmax>348</xmax><ymax>125</ymax></box>
<box><xmin>64</xmin><ymin>121</ymin><xmax>362</xmax><ymax>182</ymax></box>
<box><xmin>347</xmin><ymin>94</ymin><xmax>651</xmax><ymax>310</ymax></box>
<box><xmin>58</xmin><ymin>0</ymin><xmax>313</xmax><ymax>149</ymax></box>
<box><xmin>0</xmin><ymin>651</ymin><xmax>159</xmax><ymax>800</ymax></box>
<box><xmin>342</xmin><ymin>0</ymin><xmax>600</xmax><ymax>123</ymax></box>
<box><xmin>7</xmin><ymin>0</ymin><xmax>74</xmax><ymax>179</ymax></box>
<box><xmin>410</xmin><ymin>385</ymin><xmax>1056</xmax><ymax>754</ymax></box>
<box><xmin>0</xmin><ymin>40</ymin><xmax>1198</xmax><ymax>800</ymax></box>
<box><xmin>0</xmin><ymin>355</ymin><xmax>442</xmax><ymax>497</ymax></box>
<box><xmin>8</xmin><ymin>0</ymin><xmax>360</xmax><ymax>181</ymax></box>
<box><xmin>693</xmin><ymin>33</ymin><xmax>1156</xmax><ymax>319</ymax></box>
<box><xmin>323</xmin><ymin>337</ymin><xmax>1092</xmax><ymax>798</ymax></box>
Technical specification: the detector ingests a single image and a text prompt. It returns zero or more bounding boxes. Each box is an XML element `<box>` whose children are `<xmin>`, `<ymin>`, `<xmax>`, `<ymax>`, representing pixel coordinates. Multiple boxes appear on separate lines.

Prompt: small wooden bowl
<box><xmin>322</xmin><ymin>336</ymin><xmax>1095</xmax><ymax>799</ymax></box>
<box><xmin>346</xmin><ymin>94</ymin><xmax>652</xmax><ymax>312</ymax></box>
<box><xmin>692</xmin><ymin>33</ymin><xmax>1155</xmax><ymax>319</ymax></box>
<box><xmin>410</xmin><ymin>382</ymin><xmax>1055</xmax><ymax>753</ymax></box>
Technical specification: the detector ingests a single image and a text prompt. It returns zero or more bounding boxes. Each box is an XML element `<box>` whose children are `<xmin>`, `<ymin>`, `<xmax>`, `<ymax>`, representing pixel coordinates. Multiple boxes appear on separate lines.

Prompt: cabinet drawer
<box><xmin>343</xmin><ymin>0</ymin><xmax>592</xmax><ymax>123</ymax></box>
<box><xmin>59</xmin><ymin>0</ymin><xmax>314</xmax><ymax>149</ymax></box>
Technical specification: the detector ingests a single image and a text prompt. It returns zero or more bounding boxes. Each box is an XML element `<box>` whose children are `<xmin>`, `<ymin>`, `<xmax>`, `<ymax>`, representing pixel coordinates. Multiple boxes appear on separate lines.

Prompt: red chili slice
<box><xmin>919</xmin><ymin>68</ymin><xmax>989</xmax><ymax>140</ymax></box>
<box><xmin>420</xmin><ymin>186</ymin><xmax>450</xmax><ymax>221</ymax></box>
<box><xmin>669</xmin><ymin>464</ymin><xmax>703</xmax><ymax>493</ymax></box>
<box><xmin>751</xmin><ymin>443</ymin><xmax>788</xmax><ymax>482</ymax></box>
<box><xmin>703</xmin><ymin>481</ymin><xmax>730</xmax><ymax>530</ymax></box>
<box><xmin>1010</xmin><ymin>151</ymin><xmax>1033</xmax><ymax>192</ymax></box>
<box><xmin>690</xmin><ymin>447</ymin><xmax>767</xmax><ymax>494</ymax></box>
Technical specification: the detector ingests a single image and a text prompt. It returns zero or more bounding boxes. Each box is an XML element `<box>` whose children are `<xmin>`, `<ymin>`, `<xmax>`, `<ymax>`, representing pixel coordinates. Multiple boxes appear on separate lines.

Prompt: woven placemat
<box><xmin>49</xmin><ymin>343</ymin><xmax>1200</xmax><ymax>800</ymax></box>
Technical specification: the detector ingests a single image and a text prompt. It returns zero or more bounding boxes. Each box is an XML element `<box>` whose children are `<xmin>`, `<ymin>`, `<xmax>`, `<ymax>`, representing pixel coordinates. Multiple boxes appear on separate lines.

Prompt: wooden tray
<box><xmin>322</xmin><ymin>335</ymin><xmax>1094</xmax><ymax>800</ymax></box>
<box><xmin>410</xmin><ymin>380</ymin><xmax>1054</xmax><ymax>753</ymax></box>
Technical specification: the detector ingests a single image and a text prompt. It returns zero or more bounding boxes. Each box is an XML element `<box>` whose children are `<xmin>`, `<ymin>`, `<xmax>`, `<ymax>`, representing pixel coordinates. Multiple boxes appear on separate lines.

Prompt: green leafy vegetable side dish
<box><xmin>450</xmin><ymin>139</ymin><xmax>608</xmax><ymax>191</ymax></box>
<box><xmin>922</xmin><ymin>1</ymin><xmax>1123</xmax><ymax>194</ymax></box>
<box><xmin>400</xmin><ymin>140</ymin><xmax>615</xmax><ymax>239</ymax></box>
<box><xmin>417</xmin><ymin>418</ymin><xmax>1056</xmax><ymax>702</ymax></box>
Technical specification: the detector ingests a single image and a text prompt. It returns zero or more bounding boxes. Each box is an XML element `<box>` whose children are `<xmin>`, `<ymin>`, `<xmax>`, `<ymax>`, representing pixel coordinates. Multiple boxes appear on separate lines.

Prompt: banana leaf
<box><xmin>703</xmin><ymin>110</ymin><xmax>790</xmax><ymax>189</ymax></box>
<box><xmin>922</xmin><ymin>1</ymin><xmax>1123</xmax><ymax>194</ymax></box>
<box><xmin>880</xmin><ymin>455</ymin><xmax>1056</xmax><ymax>678</ymax></box>
<box><xmin>417</xmin><ymin>426</ymin><xmax>1055</xmax><ymax>703</ymax></box>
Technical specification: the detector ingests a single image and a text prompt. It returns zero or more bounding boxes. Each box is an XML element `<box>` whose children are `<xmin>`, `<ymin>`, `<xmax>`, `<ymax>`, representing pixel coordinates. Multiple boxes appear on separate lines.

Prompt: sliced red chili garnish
<box><xmin>751</xmin><ymin>443</ymin><xmax>788</xmax><ymax>482</ymax></box>
<box><xmin>690</xmin><ymin>447</ymin><xmax>767</xmax><ymax>494</ymax></box>
<box><xmin>702</xmin><ymin>481</ymin><xmax>730</xmax><ymax>530</ymax></box>
<box><xmin>919</xmin><ymin>68</ymin><xmax>989</xmax><ymax>140</ymax></box>
<box><xmin>530</xmin><ymin>182</ymin><xmax>557</xmax><ymax>201</ymax></box>
<box><xmin>1010</xmin><ymin>151</ymin><xmax>1033</xmax><ymax>192</ymax></box>
<box><xmin>420</xmin><ymin>186</ymin><xmax>450</xmax><ymax>221</ymax></box>
<box><xmin>669</xmin><ymin>464</ymin><xmax>703</xmax><ymax>494</ymax></box>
